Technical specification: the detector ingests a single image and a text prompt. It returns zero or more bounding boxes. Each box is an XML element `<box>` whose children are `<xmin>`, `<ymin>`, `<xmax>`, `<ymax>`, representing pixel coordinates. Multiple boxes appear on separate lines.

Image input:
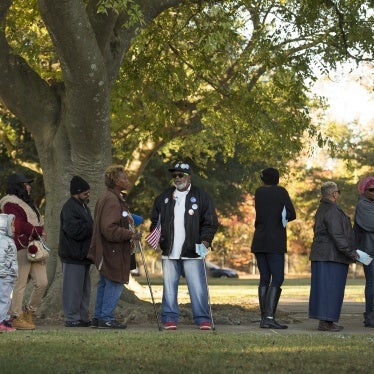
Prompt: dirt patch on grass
<box><xmin>35</xmin><ymin>301</ymin><xmax>287</xmax><ymax>327</ymax></box>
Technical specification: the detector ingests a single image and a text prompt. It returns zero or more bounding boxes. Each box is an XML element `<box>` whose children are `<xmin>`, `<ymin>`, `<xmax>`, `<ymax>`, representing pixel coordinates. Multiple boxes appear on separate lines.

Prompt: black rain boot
<box><xmin>258</xmin><ymin>286</ymin><xmax>268</xmax><ymax>328</ymax></box>
<box><xmin>261</xmin><ymin>286</ymin><xmax>288</xmax><ymax>329</ymax></box>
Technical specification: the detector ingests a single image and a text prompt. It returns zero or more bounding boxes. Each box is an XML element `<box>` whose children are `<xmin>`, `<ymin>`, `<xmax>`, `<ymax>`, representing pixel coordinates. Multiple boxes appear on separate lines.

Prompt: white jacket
<box><xmin>0</xmin><ymin>213</ymin><xmax>18</xmax><ymax>278</ymax></box>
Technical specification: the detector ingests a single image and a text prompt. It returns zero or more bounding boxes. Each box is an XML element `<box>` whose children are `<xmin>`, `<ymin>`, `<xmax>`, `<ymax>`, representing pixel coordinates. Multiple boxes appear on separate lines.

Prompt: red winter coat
<box><xmin>0</xmin><ymin>195</ymin><xmax>44</xmax><ymax>251</ymax></box>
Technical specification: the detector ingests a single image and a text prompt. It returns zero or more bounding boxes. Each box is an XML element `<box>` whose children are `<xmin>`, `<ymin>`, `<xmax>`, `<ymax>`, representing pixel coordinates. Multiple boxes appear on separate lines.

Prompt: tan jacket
<box><xmin>88</xmin><ymin>189</ymin><xmax>133</xmax><ymax>284</ymax></box>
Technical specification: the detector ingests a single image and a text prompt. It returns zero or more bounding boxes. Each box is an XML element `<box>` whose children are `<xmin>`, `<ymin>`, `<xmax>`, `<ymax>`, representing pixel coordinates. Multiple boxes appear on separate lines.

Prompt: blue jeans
<box><xmin>255</xmin><ymin>253</ymin><xmax>285</xmax><ymax>288</ymax></box>
<box><xmin>364</xmin><ymin>260</ymin><xmax>374</xmax><ymax>313</ymax></box>
<box><xmin>93</xmin><ymin>274</ymin><xmax>123</xmax><ymax>321</ymax></box>
<box><xmin>161</xmin><ymin>259</ymin><xmax>211</xmax><ymax>325</ymax></box>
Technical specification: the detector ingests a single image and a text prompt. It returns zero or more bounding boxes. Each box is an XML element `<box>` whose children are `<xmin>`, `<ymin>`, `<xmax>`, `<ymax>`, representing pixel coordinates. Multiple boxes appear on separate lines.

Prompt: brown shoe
<box><xmin>23</xmin><ymin>308</ymin><xmax>36</xmax><ymax>329</ymax></box>
<box><xmin>12</xmin><ymin>315</ymin><xmax>35</xmax><ymax>330</ymax></box>
<box><xmin>318</xmin><ymin>320</ymin><xmax>343</xmax><ymax>332</ymax></box>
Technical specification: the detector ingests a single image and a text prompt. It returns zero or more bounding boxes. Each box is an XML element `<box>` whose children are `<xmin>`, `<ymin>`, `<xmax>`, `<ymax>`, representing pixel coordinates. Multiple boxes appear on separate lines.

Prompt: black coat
<box><xmin>59</xmin><ymin>197</ymin><xmax>93</xmax><ymax>265</ymax></box>
<box><xmin>251</xmin><ymin>185</ymin><xmax>296</xmax><ymax>253</ymax></box>
<box><xmin>310</xmin><ymin>198</ymin><xmax>356</xmax><ymax>264</ymax></box>
<box><xmin>150</xmin><ymin>185</ymin><xmax>219</xmax><ymax>257</ymax></box>
<box><xmin>354</xmin><ymin>196</ymin><xmax>374</xmax><ymax>256</ymax></box>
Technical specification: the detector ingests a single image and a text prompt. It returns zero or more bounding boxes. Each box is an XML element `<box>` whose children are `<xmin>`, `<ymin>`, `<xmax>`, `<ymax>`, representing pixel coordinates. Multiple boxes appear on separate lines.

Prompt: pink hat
<box><xmin>358</xmin><ymin>176</ymin><xmax>374</xmax><ymax>195</ymax></box>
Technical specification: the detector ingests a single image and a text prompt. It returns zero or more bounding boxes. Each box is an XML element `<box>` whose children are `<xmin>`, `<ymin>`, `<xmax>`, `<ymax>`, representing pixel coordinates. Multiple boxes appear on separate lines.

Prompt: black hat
<box><xmin>8</xmin><ymin>173</ymin><xmax>33</xmax><ymax>186</ymax></box>
<box><xmin>70</xmin><ymin>176</ymin><xmax>90</xmax><ymax>195</ymax></box>
<box><xmin>168</xmin><ymin>161</ymin><xmax>191</xmax><ymax>175</ymax></box>
<box><xmin>260</xmin><ymin>168</ymin><xmax>279</xmax><ymax>185</ymax></box>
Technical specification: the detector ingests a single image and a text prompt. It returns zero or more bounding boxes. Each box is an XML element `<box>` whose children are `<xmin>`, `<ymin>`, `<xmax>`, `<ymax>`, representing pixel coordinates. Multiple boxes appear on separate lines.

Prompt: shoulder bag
<box><xmin>26</xmin><ymin>228</ymin><xmax>50</xmax><ymax>262</ymax></box>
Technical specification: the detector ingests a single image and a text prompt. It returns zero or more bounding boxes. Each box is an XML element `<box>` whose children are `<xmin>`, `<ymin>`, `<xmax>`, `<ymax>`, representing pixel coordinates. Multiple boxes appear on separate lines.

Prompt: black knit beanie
<box><xmin>260</xmin><ymin>168</ymin><xmax>279</xmax><ymax>185</ymax></box>
<box><xmin>70</xmin><ymin>176</ymin><xmax>90</xmax><ymax>195</ymax></box>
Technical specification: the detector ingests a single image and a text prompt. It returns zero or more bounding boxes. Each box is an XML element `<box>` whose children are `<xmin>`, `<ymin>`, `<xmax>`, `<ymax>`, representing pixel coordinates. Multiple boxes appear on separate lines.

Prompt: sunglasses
<box><xmin>172</xmin><ymin>173</ymin><xmax>188</xmax><ymax>179</ymax></box>
<box><xmin>366</xmin><ymin>188</ymin><xmax>374</xmax><ymax>192</ymax></box>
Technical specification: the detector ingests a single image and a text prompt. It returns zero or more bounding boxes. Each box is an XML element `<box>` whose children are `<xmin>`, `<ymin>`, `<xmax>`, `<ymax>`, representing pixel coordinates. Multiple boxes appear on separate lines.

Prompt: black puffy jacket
<box><xmin>58</xmin><ymin>197</ymin><xmax>93</xmax><ymax>265</ymax></box>
<box><xmin>150</xmin><ymin>185</ymin><xmax>218</xmax><ymax>257</ymax></box>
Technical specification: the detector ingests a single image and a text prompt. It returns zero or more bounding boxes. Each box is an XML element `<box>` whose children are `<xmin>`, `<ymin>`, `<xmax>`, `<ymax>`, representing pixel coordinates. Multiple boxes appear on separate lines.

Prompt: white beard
<box><xmin>174</xmin><ymin>181</ymin><xmax>189</xmax><ymax>191</ymax></box>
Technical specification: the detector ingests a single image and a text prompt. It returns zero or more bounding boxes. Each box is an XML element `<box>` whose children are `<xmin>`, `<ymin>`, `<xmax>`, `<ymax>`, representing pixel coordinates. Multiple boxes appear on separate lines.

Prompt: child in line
<box><xmin>0</xmin><ymin>213</ymin><xmax>18</xmax><ymax>332</ymax></box>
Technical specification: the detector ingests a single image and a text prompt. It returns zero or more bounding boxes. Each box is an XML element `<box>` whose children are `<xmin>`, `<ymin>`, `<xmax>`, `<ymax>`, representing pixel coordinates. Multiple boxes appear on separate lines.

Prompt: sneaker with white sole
<box><xmin>98</xmin><ymin>319</ymin><xmax>127</xmax><ymax>329</ymax></box>
<box><xmin>0</xmin><ymin>321</ymin><xmax>16</xmax><ymax>332</ymax></box>
<box><xmin>163</xmin><ymin>322</ymin><xmax>177</xmax><ymax>330</ymax></box>
<box><xmin>199</xmin><ymin>322</ymin><xmax>212</xmax><ymax>330</ymax></box>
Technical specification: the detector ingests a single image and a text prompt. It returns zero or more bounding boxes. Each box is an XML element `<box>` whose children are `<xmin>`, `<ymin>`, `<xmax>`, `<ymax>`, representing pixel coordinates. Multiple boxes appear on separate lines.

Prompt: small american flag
<box><xmin>145</xmin><ymin>219</ymin><xmax>161</xmax><ymax>250</ymax></box>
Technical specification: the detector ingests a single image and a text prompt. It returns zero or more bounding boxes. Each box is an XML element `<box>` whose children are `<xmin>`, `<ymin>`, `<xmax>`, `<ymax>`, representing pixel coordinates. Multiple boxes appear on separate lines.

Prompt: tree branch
<box><xmin>39</xmin><ymin>0</ymin><xmax>107</xmax><ymax>85</ymax></box>
<box><xmin>0</xmin><ymin>2</ymin><xmax>59</xmax><ymax>137</ymax></box>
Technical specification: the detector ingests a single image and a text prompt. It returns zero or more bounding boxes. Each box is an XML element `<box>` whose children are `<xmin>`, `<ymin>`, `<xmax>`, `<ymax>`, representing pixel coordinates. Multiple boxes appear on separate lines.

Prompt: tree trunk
<box><xmin>34</xmin><ymin>92</ymin><xmax>113</xmax><ymax>312</ymax></box>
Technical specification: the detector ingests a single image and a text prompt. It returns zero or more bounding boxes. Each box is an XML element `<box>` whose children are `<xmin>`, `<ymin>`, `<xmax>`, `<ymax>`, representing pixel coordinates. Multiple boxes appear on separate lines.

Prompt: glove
<box><xmin>195</xmin><ymin>243</ymin><xmax>209</xmax><ymax>258</ymax></box>
<box><xmin>131</xmin><ymin>214</ymin><xmax>144</xmax><ymax>227</ymax></box>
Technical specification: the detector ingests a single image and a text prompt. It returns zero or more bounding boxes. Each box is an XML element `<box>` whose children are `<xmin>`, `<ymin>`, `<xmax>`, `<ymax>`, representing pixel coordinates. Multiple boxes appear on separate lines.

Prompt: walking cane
<box><xmin>202</xmin><ymin>259</ymin><xmax>216</xmax><ymax>332</ymax></box>
<box><xmin>138</xmin><ymin>240</ymin><xmax>162</xmax><ymax>331</ymax></box>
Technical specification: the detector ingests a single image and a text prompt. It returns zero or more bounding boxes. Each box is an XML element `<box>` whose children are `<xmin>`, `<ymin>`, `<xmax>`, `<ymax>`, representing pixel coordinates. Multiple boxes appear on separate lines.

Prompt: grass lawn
<box><xmin>135</xmin><ymin>276</ymin><xmax>366</xmax><ymax>304</ymax></box>
<box><xmin>0</xmin><ymin>330</ymin><xmax>372</xmax><ymax>373</ymax></box>
<box><xmin>1</xmin><ymin>277</ymin><xmax>372</xmax><ymax>373</ymax></box>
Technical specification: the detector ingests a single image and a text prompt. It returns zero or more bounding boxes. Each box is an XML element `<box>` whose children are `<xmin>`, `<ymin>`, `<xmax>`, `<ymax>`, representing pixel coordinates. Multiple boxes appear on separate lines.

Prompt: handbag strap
<box><xmin>28</xmin><ymin>226</ymin><xmax>40</xmax><ymax>241</ymax></box>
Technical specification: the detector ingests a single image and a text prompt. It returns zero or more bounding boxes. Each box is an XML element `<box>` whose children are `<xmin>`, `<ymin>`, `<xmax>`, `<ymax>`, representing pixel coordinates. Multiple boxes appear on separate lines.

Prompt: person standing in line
<box><xmin>0</xmin><ymin>173</ymin><xmax>47</xmax><ymax>330</ymax></box>
<box><xmin>251</xmin><ymin>167</ymin><xmax>296</xmax><ymax>329</ymax></box>
<box><xmin>0</xmin><ymin>214</ymin><xmax>17</xmax><ymax>332</ymax></box>
<box><xmin>354</xmin><ymin>176</ymin><xmax>374</xmax><ymax>328</ymax></box>
<box><xmin>309</xmin><ymin>181</ymin><xmax>358</xmax><ymax>332</ymax></box>
<box><xmin>59</xmin><ymin>176</ymin><xmax>93</xmax><ymax>327</ymax></box>
<box><xmin>149</xmin><ymin>161</ymin><xmax>219</xmax><ymax>331</ymax></box>
<box><xmin>88</xmin><ymin>165</ymin><xmax>141</xmax><ymax>329</ymax></box>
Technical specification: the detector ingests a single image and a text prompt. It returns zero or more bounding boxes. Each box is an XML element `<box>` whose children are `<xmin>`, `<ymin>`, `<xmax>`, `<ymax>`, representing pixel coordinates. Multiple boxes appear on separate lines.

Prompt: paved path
<box><xmin>270</xmin><ymin>298</ymin><xmax>370</xmax><ymax>335</ymax></box>
<box><xmin>189</xmin><ymin>299</ymin><xmax>370</xmax><ymax>335</ymax></box>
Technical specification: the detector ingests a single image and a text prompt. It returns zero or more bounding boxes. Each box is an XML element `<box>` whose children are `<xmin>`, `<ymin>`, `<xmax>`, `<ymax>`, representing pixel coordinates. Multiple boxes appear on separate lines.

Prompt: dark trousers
<box><xmin>364</xmin><ymin>260</ymin><xmax>374</xmax><ymax>313</ymax></box>
<box><xmin>255</xmin><ymin>253</ymin><xmax>285</xmax><ymax>288</ymax></box>
<box><xmin>62</xmin><ymin>263</ymin><xmax>91</xmax><ymax>322</ymax></box>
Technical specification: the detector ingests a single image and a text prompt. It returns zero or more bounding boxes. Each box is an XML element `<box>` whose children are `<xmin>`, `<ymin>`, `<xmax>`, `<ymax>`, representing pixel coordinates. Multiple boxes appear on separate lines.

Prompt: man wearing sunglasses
<box><xmin>149</xmin><ymin>161</ymin><xmax>218</xmax><ymax>330</ymax></box>
<box><xmin>354</xmin><ymin>176</ymin><xmax>374</xmax><ymax>328</ymax></box>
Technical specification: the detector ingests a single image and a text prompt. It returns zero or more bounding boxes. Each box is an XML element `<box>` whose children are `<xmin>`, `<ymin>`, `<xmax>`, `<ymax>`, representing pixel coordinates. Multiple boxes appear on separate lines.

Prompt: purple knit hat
<box><xmin>358</xmin><ymin>176</ymin><xmax>374</xmax><ymax>195</ymax></box>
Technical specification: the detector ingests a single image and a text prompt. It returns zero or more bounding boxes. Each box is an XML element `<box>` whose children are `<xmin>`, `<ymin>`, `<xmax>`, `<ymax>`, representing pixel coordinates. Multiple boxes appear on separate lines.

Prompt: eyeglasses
<box><xmin>366</xmin><ymin>188</ymin><xmax>374</xmax><ymax>192</ymax></box>
<box><xmin>172</xmin><ymin>173</ymin><xmax>188</xmax><ymax>179</ymax></box>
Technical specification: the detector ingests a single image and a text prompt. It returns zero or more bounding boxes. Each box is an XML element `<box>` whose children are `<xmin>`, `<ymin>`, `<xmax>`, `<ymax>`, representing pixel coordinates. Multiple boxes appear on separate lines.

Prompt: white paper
<box><xmin>281</xmin><ymin>206</ymin><xmax>288</xmax><ymax>228</ymax></box>
<box><xmin>356</xmin><ymin>249</ymin><xmax>373</xmax><ymax>265</ymax></box>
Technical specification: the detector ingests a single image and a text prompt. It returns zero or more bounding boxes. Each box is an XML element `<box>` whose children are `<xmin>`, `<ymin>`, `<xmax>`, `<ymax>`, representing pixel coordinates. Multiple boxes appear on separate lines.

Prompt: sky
<box><xmin>306</xmin><ymin>63</ymin><xmax>373</xmax><ymax>169</ymax></box>
<box><xmin>313</xmin><ymin>64</ymin><xmax>374</xmax><ymax>128</ymax></box>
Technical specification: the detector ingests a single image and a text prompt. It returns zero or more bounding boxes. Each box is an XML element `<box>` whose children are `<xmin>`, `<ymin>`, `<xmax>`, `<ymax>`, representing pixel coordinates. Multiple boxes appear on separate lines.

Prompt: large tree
<box><xmin>0</xmin><ymin>0</ymin><xmax>372</xmax><ymax>314</ymax></box>
<box><xmin>0</xmin><ymin>0</ymin><xmax>187</xmax><ymax>315</ymax></box>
